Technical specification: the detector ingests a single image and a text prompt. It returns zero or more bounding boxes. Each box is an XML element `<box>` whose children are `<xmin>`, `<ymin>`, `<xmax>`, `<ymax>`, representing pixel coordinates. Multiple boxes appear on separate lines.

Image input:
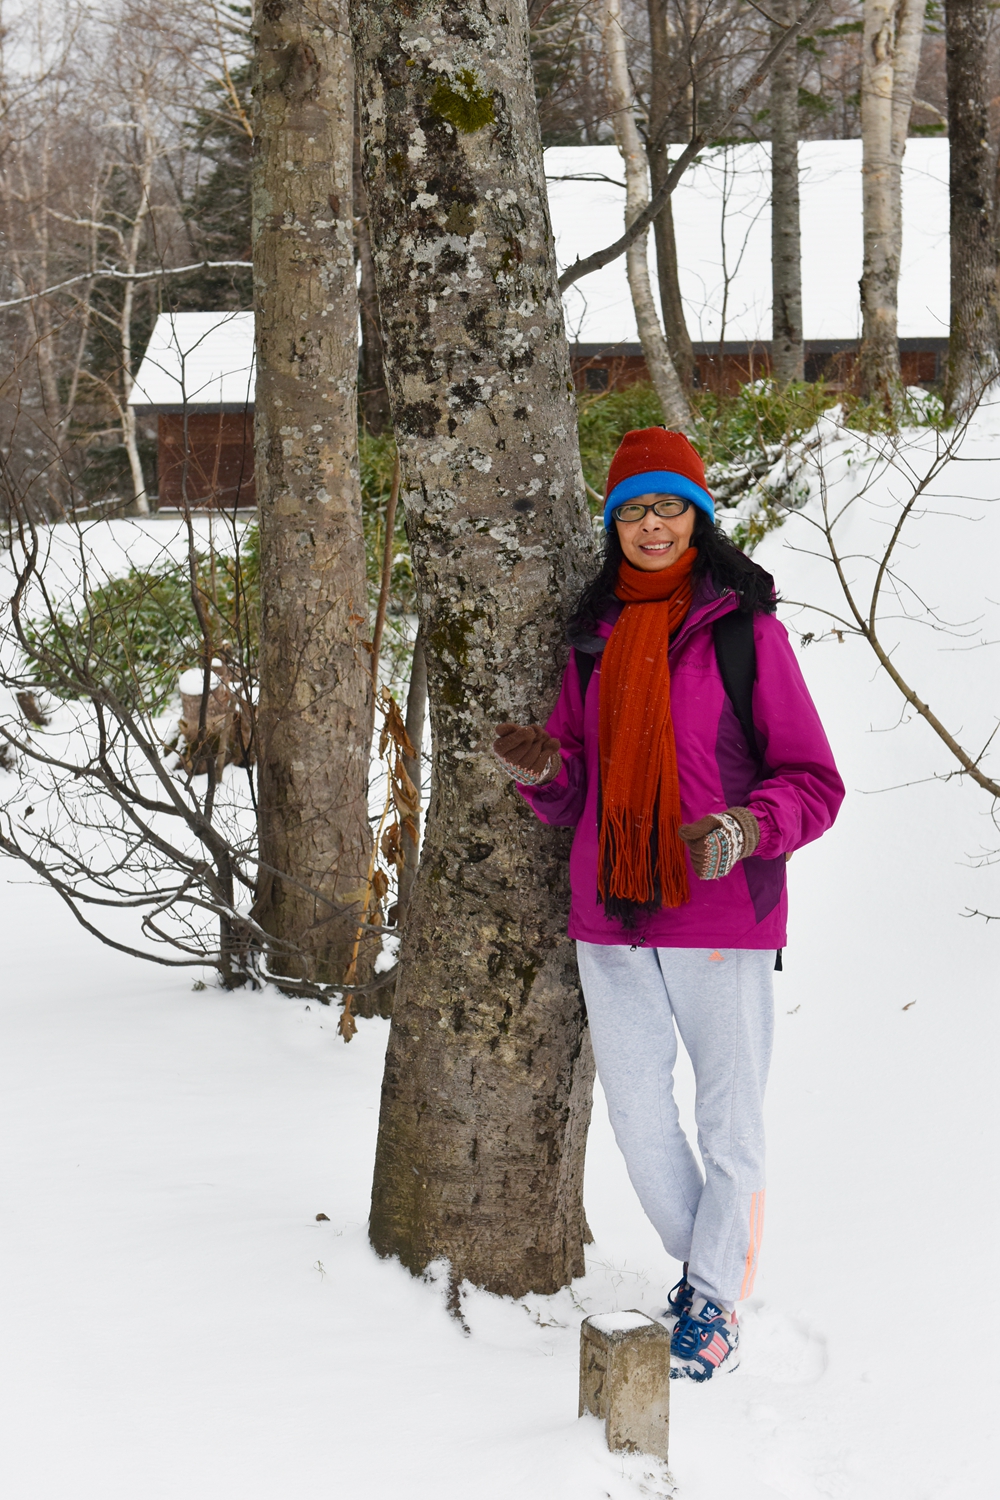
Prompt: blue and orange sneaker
<box><xmin>669</xmin><ymin>1295</ymin><xmax>740</xmax><ymax>1381</ymax></box>
<box><xmin>659</xmin><ymin>1273</ymin><xmax>695</xmax><ymax>1330</ymax></box>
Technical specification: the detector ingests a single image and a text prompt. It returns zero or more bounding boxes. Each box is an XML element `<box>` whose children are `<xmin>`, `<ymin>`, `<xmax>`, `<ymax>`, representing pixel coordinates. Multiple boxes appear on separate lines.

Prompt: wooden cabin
<box><xmin>131</xmin><ymin>142</ymin><xmax>949</xmax><ymax>507</ymax></box>
<box><xmin>129</xmin><ymin>311</ymin><xmax>256</xmax><ymax>510</ymax></box>
<box><xmin>553</xmin><ymin>139</ymin><xmax>949</xmax><ymax>397</ymax></box>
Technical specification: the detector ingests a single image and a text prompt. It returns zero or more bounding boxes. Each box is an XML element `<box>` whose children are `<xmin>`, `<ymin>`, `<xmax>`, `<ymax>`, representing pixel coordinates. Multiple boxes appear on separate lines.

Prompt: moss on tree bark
<box><xmin>351</xmin><ymin>0</ymin><xmax>597</xmax><ymax>1297</ymax></box>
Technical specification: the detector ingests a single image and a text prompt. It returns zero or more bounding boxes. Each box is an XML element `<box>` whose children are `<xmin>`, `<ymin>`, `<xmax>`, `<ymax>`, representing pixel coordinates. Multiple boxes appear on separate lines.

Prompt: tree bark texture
<box><xmin>858</xmin><ymin>0</ymin><xmax>927</xmax><ymax>403</ymax></box>
<box><xmin>351</xmin><ymin>0</ymin><xmax>597</xmax><ymax>1298</ymax></box>
<box><xmin>252</xmin><ymin>0</ymin><xmax>373</xmax><ymax>984</ymax></box>
<box><xmin>602</xmin><ymin>0</ymin><xmax>690</xmax><ymax>429</ymax></box>
<box><xmin>944</xmin><ymin>0</ymin><xmax>1000</xmax><ymax>409</ymax></box>
<box><xmin>354</xmin><ymin>90</ymin><xmax>391</xmax><ymax>435</ymax></box>
<box><xmin>770</xmin><ymin>0</ymin><xmax>804</xmax><ymax>385</ymax></box>
<box><xmin>647</xmin><ymin>0</ymin><xmax>696</xmax><ymax>390</ymax></box>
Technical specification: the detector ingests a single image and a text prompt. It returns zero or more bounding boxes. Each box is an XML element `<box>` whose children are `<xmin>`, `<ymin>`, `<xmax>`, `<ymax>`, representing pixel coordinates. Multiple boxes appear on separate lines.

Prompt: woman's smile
<box><xmin>615</xmin><ymin>496</ymin><xmax>697</xmax><ymax>571</ymax></box>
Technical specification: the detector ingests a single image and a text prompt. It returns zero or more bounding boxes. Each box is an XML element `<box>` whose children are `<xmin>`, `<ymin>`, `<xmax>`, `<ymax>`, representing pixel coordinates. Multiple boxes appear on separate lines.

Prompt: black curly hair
<box><xmin>568</xmin><ymin>506</ymin><xmax>777</xmax><ymax>639</ymax></box>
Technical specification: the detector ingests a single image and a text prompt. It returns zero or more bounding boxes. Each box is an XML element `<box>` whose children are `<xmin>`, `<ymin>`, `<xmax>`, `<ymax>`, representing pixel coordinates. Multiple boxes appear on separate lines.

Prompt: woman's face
<box><xmin>614</xmin><ymin>495</ymin><xmax>697</xmax><ymax>572</ymax></box>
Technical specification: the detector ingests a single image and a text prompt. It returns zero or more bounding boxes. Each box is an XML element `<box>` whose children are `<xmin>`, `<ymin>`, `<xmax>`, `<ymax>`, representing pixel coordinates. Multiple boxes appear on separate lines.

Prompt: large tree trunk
<box><xmin>251</xmin><ymin>0</ymin><xmax>373</xmax><ymax>984</ymax></box>
<box><xmin>944</xmin><ymin>0</ymin><xmax>1000</xmax><ymax>409</ymax></box>
<box><xmin>351</xmin><ymin>0</ymin><xmax>597</xmax><ymax>1298</ymax></box>
<box><xmin>647</xmin><ymin>0</ymin><xmax>696</xmax><ymax>390</ymax></box>
<box><xmin>858</xmin><ymin>0</ymin><xmax>927</xmax><ymax>404</ymax></box>
<box><xmin>770</xmin><ymin>0</ymin><xmax>804</xmax><ymax>385</ymax></box>
<box><xmin>602</xmin><ymin>0</ymin><xmax>690</xmax><ymax>429</ymax></box>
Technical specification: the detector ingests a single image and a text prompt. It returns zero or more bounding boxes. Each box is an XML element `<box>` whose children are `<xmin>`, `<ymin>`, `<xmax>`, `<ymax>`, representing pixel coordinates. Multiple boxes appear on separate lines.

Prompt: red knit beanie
<box><xmin>602</xmin><ymin>427</ymin><xmax>714</xmax><ymax>530</ymax></box>
<box><xmin>606</xmin><ymin>428</ymin><xmax>708</xmax><ymax>497</ymax></box>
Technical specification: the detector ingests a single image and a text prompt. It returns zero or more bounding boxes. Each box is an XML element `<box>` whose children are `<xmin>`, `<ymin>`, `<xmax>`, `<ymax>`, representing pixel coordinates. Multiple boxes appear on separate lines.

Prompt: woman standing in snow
<box><xmin>492</xmin><ymin>428</ymin><xmax>844</xmax><ymax>1382</ymax></box>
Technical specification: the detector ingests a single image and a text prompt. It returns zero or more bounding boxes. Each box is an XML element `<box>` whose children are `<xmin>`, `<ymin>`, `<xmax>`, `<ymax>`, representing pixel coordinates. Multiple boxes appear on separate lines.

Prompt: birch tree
<box><xmin>770</xmin><ymin>0</ymin><xmax>804</xmax><ymax>385</ymax></box>
<box><xmin>602</xmin><ymin>0</ymin><xmax>690</xmax><ymax>429</ymax></box>
<box><xmin>646</xmin><ymin>0</ymin><xmax>695</xmax><ymax>389</ymax></box>
<box><xmin>252</xmin><ymin>0</ymin><xmax>374</xmax><ymax>984</ymax></box>
<box><xmin>351</xmin><ymin>0</ymin><xmax>597</xmax><ymax>1298</ymax></box>
<box><xmin>857</xmin><ymin>0</ymin><xmax>927</xmax><ymax>405</ymax></box>
<box><xmin>943</xmin><ymin>0</ymin><xmax>999</xmax><ymax>410</ymax></box>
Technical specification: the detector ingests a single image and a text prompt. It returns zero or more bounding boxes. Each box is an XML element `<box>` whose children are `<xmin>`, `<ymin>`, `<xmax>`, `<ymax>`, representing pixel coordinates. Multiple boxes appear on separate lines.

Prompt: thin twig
<box><xmin>0</xmin><ymin>260</ymin><xmax>252</xmax><ymax>311</ymax></box>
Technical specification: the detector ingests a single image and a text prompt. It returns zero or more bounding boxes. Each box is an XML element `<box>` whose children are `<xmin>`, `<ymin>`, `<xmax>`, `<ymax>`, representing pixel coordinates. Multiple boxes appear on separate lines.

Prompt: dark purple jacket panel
<box><xmin>518</xmin><ymin>591</ymin><xmax>845</xmax><ymax>948</ymax></box>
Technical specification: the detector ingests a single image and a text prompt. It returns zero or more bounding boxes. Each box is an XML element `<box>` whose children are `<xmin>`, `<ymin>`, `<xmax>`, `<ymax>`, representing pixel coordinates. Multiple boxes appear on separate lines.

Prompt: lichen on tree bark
<box><xmin>252</xmin><ymin>0</ymin><xmax>373</xmax><ymax>984</ymax></box>
<box><xmin>351</xmin><ymin>0</ymin><xmax>597</xmax><ymax>1298</ymax></box>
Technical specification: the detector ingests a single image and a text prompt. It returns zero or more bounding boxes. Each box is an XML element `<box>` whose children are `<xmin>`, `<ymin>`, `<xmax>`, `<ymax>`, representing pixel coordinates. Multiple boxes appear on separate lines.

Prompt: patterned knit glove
<box><xmin>678</xmin><ymin>807</ymin><xmax>760</xmax><ymax>879</ymax></box>
<box><xmin>492</xmin><ymin>722</ymin><xmax>562</xmax><ymax>786</ymax></box>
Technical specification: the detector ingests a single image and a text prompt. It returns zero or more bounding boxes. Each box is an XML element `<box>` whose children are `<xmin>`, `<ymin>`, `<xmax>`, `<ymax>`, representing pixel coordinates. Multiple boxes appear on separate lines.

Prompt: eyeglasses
<box><xmin>611</xmin><ymin>496</ymin><xmax>692</xmax><ymax>523</ymax></box>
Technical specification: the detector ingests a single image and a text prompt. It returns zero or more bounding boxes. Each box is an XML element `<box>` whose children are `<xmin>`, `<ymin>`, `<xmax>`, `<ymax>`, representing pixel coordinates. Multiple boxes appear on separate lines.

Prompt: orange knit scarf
<box><xmin>598</xmin><ymin>548</ymin><xmax>697</xmax><ymax>917</ymax></box>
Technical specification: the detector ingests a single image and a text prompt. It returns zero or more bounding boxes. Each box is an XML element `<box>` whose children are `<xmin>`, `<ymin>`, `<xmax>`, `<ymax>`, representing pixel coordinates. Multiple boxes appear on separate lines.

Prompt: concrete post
<box><xmin>579</xmin><ymin>1311</ymin><xmax>670</xmax><ymax>1462</ymax></box>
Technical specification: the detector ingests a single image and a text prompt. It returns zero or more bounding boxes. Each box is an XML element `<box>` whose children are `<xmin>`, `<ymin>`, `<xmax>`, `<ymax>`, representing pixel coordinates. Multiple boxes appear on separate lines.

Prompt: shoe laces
<box><xmin>666</xmin><ymin>1276</ymin><xmax>692</xmax><ymax>1312</ymax></box>
<box><xmin>672</xmin><ymin>1305</ymin><xmax>722</xmax><ymax>1358</ymax></box>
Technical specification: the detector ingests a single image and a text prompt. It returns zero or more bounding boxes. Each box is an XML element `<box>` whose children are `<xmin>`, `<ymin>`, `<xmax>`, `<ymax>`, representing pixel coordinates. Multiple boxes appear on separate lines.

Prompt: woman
<box><xmin>492</xmin><ymin>427</ymin><xmax>844</xmax><ymax>1382</ymax></box>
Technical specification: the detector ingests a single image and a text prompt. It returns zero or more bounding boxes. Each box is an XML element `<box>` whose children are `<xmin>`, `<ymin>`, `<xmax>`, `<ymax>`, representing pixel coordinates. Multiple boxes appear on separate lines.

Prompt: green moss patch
<box><xmin>429</xmin><ymin>70</ymin><xmax>496</xmax><ymax>134</ymax></box>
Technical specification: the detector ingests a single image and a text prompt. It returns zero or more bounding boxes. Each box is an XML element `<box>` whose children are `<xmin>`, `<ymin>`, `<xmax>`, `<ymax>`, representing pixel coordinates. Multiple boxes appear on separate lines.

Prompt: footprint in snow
<box><xmin>737</xmin><ymin>1302</ymin><xmax>828</xmax><ymax>1384</ymax></box>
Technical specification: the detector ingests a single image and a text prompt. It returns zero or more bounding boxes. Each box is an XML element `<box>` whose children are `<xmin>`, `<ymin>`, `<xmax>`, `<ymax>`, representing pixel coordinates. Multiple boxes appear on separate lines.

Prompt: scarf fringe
<box><xmin>599</xmin><ymin>806</ymin><xmax>690</xmax><ymax>910</ymax></box>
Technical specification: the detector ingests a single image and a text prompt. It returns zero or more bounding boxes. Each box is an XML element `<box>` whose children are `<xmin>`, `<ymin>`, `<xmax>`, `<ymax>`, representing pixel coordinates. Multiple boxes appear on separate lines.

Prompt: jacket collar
<box><xmin>668</xmin><ymin>577</ymin><xmax>738</xmax><ymax>656</ymax></box>
<box><xmin>570</xmin><ymin>571</ymin><xmax>739</xmax><ymax>656</ymax></box>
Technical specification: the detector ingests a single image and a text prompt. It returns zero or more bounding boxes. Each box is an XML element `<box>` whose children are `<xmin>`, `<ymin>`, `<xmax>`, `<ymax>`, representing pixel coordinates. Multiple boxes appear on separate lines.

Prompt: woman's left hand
<box><xmin>679</xmin><ymin>807</ymin><xmax>760</xmax><ymax>879</ymax></box>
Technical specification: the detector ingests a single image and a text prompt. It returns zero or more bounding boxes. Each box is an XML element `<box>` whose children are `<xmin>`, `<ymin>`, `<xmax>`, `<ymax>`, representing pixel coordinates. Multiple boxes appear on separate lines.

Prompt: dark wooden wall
<box><xmin>570</xmin><ymin>344</ymin><xmax>944</xmax><ymax>398</ymax></box>
<box><xmin>152</xmin><ymin>342</ymin><xmax>946</xmax><ymax>507</ymax></box>
<box><xmin>157</xmin><ymin>413</ymin><xmax>255</xmax><ymax>509</ymax></box>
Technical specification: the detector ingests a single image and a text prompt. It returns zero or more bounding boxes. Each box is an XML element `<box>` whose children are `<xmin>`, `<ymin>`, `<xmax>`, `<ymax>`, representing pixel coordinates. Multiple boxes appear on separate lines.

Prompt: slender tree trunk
<box><xmin>119</xmin><ymin>110</ymin><xmax>155</xmax><ymax>517</ymax></box>
<box><xmin>647</xmin><ymin>0</ymin><xmax>696</xmax><ymax>390</ymax></box>
<box><xmin>944</xmin><ymin>0</ymin><xmax>1000</xmax><ymax>409</ymax></box>
<box><xmin>602</xmin><ymin>0</ymin><xmax>690</xmax><ymax>429</ymax></box>
<box><xmin>251</xmin><ymin>0</ymin><xmax>373</xmax><ymax>984</ymax></box>
<box><xmin>858</xmin><ymin>0</ymin><xmax>926</xmax><ymax>404</ymax></box>
<box><xmin>354</xmin><ymin>88</ymin><xmax>390</xmax><ymax>436</ymax></box>
<box><xmin>770</xmin><ymin>0</ymin><xmax>804</xmax><ymax>385</ymax></box>
<box><xmin>351</xmin><ymin>0</ymin><xmax>597</xmax><ymax>1298</ymax></box>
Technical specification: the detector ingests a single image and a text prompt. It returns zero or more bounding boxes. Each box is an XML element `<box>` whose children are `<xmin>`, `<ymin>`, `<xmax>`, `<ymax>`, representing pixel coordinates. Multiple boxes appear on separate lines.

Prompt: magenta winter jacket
<box><xmin>518</xmin><ymin>579</ymin><xmax>845</xmax><ymax>949</ymax></box>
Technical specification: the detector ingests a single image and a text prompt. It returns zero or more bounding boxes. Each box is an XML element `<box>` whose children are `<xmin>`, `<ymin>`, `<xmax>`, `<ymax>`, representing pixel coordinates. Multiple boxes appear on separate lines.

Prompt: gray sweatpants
<box><xmin>577</xmin><ymin>941</ymin><xmax>774</xmax><ymax>1310</ymax></box>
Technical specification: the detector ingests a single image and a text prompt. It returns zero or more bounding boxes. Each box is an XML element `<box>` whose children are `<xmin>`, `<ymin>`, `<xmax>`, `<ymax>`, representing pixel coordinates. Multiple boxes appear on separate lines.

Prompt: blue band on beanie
<box><xmin>603</xmin><ymin>470</ymin><xmax>715</xmax><ymax>531</ymax></box>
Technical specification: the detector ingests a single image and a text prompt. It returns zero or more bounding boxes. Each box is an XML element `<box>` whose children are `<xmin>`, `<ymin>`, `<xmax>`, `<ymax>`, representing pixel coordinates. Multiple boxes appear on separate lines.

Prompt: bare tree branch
<box><xmin>0</xmin><ymin>259</ymin><xmax>252</xmax><ymax>311</ymax></box>
<box><xmin>558</xmin><ymin>0</ymin><xmax>828</xmax><ymax>291</ymax></box>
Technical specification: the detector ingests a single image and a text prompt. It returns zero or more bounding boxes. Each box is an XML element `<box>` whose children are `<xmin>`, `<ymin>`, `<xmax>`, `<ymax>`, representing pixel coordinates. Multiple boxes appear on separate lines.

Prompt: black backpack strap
<box><xmin>575</xmin><ymin>647</ymin><xmax>597</xmax><ymax>702</ymax></box>
<box><xmin>713</xmin><ymin>609</ymin><xmax>762</xmax><ymax>771</ymax></box>
<box><xmin>576</xmin><ymin>614</ymin><xmax>760</xmax><ymax>765</ymax></box>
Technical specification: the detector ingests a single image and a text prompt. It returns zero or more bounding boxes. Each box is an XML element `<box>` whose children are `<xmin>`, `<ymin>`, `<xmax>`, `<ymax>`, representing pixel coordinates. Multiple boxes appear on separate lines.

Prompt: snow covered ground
<box><xmin>2</xmin><ymin>412</ymin><xmax>998</xmax><ymax>1498</ymax></box>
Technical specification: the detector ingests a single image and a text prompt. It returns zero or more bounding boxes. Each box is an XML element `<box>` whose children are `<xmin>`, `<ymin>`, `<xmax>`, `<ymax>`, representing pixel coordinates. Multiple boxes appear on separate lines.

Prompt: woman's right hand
<box><xmin>492</xmin><ymin>723</ymin><xmax>561</xmax><ymax>783</ymax></box>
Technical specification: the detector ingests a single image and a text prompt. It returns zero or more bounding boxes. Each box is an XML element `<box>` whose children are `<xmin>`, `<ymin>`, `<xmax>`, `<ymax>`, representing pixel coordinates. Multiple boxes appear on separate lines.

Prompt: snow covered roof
<box><xmin>130</xmin><ymin>141</ymin><xmax>948</xmax><ymax>409</ymax></box>
<box><xmin>548</xmin><ymin>140</ymin><xmax>948</xmax><ymax>346</ymax></box>
<box><xmin>129</xmin><ymin>311</ymin><xmax>255</xmax><ymax>409</ymax></box>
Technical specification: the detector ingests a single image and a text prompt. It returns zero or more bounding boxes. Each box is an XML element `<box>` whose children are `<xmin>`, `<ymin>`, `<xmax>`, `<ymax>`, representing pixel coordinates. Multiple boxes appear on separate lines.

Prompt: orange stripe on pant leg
<box><xmin>739</xmin><ymin>1189</ymin><xmax>766</xmax><ymax>1302</ymax></box>
<box><xmin>739</xmin><ymin>1192</ymin><xmax>757</xmax><ymax>1302</ymax></box>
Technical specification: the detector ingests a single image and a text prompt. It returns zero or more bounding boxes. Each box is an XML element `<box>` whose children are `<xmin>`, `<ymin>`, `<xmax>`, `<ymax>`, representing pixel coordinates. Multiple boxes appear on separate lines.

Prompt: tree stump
<box><xmin>579</xmin><ymin>1311</ymin><xmax>670</xmax><ymax>1462</ymax></box>
<box><xmin>177</xmin><ymin>667</ymin><xmax>252</xmax><ymax>774</ymax></box>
